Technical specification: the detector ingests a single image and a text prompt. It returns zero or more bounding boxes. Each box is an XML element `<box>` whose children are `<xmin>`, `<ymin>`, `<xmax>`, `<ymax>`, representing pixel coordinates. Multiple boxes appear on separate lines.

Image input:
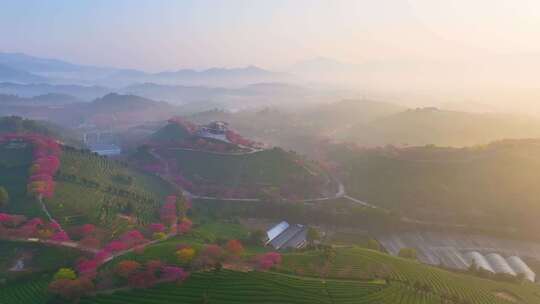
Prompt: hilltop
<box><xmin>136</xmin><ymin>118</ymin><xmax>330</xmax><ymax>200</ymax></box>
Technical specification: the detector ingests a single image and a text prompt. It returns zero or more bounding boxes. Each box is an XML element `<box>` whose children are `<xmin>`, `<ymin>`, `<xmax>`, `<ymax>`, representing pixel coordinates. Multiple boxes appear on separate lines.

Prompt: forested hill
<box><xmin>329</xmin><ymin>139</ymin><xmax>540</xmax><ymax>240</ymax></box>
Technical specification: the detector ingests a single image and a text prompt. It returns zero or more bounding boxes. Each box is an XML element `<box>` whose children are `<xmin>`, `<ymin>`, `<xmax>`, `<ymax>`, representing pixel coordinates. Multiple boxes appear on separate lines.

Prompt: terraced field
<box><xmin>277</xmin><ymin>247</ymin><xmax>540</xmax><ymax>304</ymax></box>
<box><xmin>71</xmin><ymin>247</ymin><xmax>540</xmax><ymax>304</ymax></box>
<box><xmin>78</xmin><ymin>268</ymin><xmax>524</xmax><ymax>304</ymax></box>
<box><xmin>80</xmin><ymin>270</ymin><xmax>388</xmax><ymax>304</ymax></box>
<box><xmin>0</xmin><ymin>276</ymin><xmax>51</xmax><ymax>304</ymax></box>
<box><xmin>46</xmin><ymin>148</ymin><xmax>173</xmax><ymax>228</ymax></box>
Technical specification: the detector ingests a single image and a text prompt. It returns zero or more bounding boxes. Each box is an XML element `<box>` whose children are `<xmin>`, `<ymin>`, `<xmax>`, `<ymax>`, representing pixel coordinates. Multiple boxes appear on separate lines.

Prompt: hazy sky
<box><xmin>2</xmin><ymin>0</ymin><xmax>540</xmax><ymax>71</ymax></box>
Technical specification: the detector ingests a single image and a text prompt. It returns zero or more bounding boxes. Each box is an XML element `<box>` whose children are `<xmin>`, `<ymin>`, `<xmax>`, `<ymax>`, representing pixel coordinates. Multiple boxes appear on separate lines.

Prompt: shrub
<box><xmin>105</xmin><ymin>241</ymin><xmax>129</xmax><ymax>252</ymax></box>
<box><xmin>149</xmin><ymin>223</ymin><xmax>165</xmax><ymax>233</ymax></box>
<box><xmin>153</xmin><ymin>232</ymin><xmax>167</xmax><ymax>240</ymax></box>
<box><xmin>226</xmin><ymin>239</ymin><xmax>244</xmax><ymax>257</ymax></box>
<box><xmin>398</xmin><ymin>247</ymin><xmax>417</xmax><ymax>260</ymax></box>
<box><xmin>257</xmin><ymin>252</ymin><xmax>282</xmax><ymax>270</ymax></box>
<box><xmin>161</xmin><ymin>266</ymin><xmax>189</xmax><ymax>282</ymax></box>
<box><xmin>176</xmin><ymin>247</ymin><xmax>196</xmax><ymax>264</ymax></box>
<box><xmin>366</xmin><ymin>239</ymin><xmax>381</xmax><ymax>251</ymax></box>
<box><xmin>49</xmin><ymin>277</ymin><xmax>94</xmax><ymax>300</ymax></box>
<box><xmin>115</xmin><ymin>260</ymin><xmax>141</xmax><ymax>278</ymax></box>
<box><xmin>128</xmin><ymin>271</ymin><xmax>157</xmax><ymax>289</ymax></box>
<box><xmin>51</xmin><ymin>231</ymin><xmax>70</xmax><ymax>242</ymax></box>
<box><xmin>53</xmin><ymin>268</ymin><xmax>77</xmax><ymax>280</ymax></box>
<box><xmin>0</xmin><ymin>186</ymin><xmax>8</xmax><ymax>207</ymax></box>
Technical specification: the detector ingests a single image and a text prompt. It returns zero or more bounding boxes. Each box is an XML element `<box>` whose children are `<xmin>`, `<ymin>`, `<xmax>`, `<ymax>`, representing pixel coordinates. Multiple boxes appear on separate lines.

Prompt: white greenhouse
<box><xmin>485</xmin><ymin>253</ymin><xmax>516</xmax><ymax>276</ymax></box>
<box><xmin>507</xmin><ymin>256</ymin><xmax>536</xmax><ymax>282</ymax></box>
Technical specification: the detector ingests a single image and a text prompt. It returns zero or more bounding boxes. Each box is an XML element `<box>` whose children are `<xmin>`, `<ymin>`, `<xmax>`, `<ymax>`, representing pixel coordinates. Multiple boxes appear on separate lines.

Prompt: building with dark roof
<box><xmin>265</xmin><ymin>221</ymin><xmax>307</xmax><ymax>250</ymax></box>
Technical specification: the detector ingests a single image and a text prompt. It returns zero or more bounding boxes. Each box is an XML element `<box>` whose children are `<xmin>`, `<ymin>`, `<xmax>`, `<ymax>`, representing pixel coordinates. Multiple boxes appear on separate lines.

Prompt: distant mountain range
<box><xmin>0</xmin><ymin>93</ymin><xmax>82</xmax><ymax>105</ymax></box>
<box><xmin>0</xmin><ymin>64</ymin><xmax>47</xmax><ymax>83</ymax></box>
<box><xmin>0</xmin><ymin>52</ymin><xmax>292</xmax><ymax>87</ymax></box>
<box><xmin>0</xmin><ymin>93</ymin><xmax>180</xmax><ymax>129</ymax></box>
<box><xmin>0</xmin><ymin>82</ymin><xmax>110</xmax><ymax>101</ymax></box>
<box><xmin>0</xmin><ymin>81</ymin><xmax>339</xmax><ymax>113</ymax></box>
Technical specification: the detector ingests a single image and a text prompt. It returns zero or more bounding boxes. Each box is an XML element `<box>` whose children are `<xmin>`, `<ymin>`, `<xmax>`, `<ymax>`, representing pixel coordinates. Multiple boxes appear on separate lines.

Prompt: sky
<box><xmin>2</xmin><ymin>0</ymin><xmax>540</xmax><ymax>71</ymax></box>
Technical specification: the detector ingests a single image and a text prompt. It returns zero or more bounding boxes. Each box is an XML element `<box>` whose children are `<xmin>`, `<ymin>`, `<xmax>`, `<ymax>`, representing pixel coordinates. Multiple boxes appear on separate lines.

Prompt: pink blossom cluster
<box><xmin>81</xmin><ymin>223</ymin><xmax>96</xmax><ymax>235</ymax></box>
<box><xmin>120</xmin><ymin>229</ymin><xmax>147</xmax><ymax>247</ymax></box>
<box><xmin>172</xmin><ymin>173</ymin><xmax>194</xmax><ymax>191</ymax></box>
<box><xmin>105</xmin><ymin>240</ymin><xmax>129</xmax><ymax>253</ymax></box>
<box><xmin>161</xmin><ymin>266</ymin><xmax>190</xmax><ymax>282</ymax></box>
<box><xmin>148</xmin><ymin>223</ymin><xmax>165</xmax><ymax>233</ymax></box>
<box><xmin>77</xmin><ymin>227</ymin><xmax>147</xmax><ymax>278</ymax></box>
<box><xmin>18</xmin><ymin>217</ymin><xmax>44</xmax><ymax>237</ymax></box>
<box><xmin>0</xmin><ymin>214</ymin><xmax>71</xmax><ymax>241</ymax></box>
<box><xmin>160</xmin><ymin>198</ymin><xmax>177</xmax><ymax>226</ymax></box>
<box><xmin>74</xmin><ymin>249</ymin><xmax>111</xmax><ymax>278</ymax></box>
<box><xmin>76</xmin><ymin>258</ymin><xmax>99</xmax><ymax>277</ymax></box>
<box><xmin>50</xmin><ymin>231</ymin><xmax>70</xmax><ymax>242</ymax></box>
<box><xmin>177</xmin><ymin>218</ymin><xmax>192</xmax><ymax>234</ymax></box>
<box><xmin>0</xmin><ymin>213</ymin><xmax>12</xmax><ymax>223</ymax></box>
<box><xmin>257</xmin><ymin>252</ymin><xmax>282</xmax><ymax>270</ymax></box>
<box><xmin>201</xmin><ymin>244</ymin><xmax>224</xmax><ymax>261</ymax></box>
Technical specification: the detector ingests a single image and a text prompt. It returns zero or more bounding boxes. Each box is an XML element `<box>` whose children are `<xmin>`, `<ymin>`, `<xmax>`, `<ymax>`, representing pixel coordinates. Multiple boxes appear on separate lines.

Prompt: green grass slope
<box><xmin>79</xmin><ymin>270</ymin><xmax>391</xmax><ymax>304</ymax></box>
<box><xmin>163</xmin><ymin>148</ymin><xmax>325</xmax><ymax>198</ymax></box>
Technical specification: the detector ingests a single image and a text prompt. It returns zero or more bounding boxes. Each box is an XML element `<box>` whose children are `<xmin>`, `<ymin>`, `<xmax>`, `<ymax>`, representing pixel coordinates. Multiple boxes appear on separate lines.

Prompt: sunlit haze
<box><xmin>1</xmin><ymin>0</ymin><xmax>540</xmax><ymax>70</ymax></box>
<box><xmin>3</xmin><ymin>2</ymin><xmax>540</xmax><ymax>303</ymax></box>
